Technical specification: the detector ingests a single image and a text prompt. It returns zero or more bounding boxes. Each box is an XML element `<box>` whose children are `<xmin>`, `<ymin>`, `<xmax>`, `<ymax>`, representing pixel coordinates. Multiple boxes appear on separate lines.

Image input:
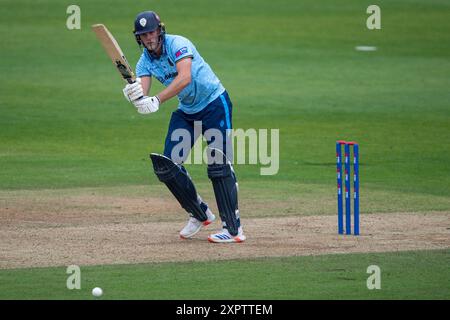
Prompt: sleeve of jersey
<box><xmin>135</xmin><ymin>54</ymin><xmax>152</xmax><ymax>78</ymax></box>
<box><xmin>171</xmin><ymin>38</ymin><xmax>194</xmax><ymax>63</ymax></box>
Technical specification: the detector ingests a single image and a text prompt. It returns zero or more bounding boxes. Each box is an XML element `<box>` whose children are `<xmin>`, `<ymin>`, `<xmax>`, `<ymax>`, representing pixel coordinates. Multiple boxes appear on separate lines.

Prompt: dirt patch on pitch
<box><xmin>1</xmin><ymin>192</ymin><xmax>449</xmax><ymax>268</ymax></box>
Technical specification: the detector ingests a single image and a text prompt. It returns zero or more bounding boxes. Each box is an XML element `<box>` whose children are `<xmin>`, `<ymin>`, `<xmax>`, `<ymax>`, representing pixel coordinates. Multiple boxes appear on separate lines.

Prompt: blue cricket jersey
<box><xmin>135</xmin><ymin>34</ymin><xmax>225</xmax><ymax>114</ymax></box>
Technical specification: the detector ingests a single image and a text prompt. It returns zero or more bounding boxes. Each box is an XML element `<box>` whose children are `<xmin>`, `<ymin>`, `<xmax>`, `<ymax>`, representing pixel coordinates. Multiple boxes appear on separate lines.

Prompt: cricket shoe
<box><xmin>180</xmin><ymin>209</ymin><xmax>215</xmax><ymax>239</ymax></box>
<box><xmin>208</xmin><ymin>227</ymin><xmax>246</xmax><ymax>243</ymax></box>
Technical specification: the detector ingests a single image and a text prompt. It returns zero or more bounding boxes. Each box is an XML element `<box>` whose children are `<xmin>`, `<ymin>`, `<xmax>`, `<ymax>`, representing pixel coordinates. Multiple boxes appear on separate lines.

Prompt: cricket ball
<box><xmin>92</xmin><ymin>287</ymin><xmax>103</xmax><ymax>297</ymax></box>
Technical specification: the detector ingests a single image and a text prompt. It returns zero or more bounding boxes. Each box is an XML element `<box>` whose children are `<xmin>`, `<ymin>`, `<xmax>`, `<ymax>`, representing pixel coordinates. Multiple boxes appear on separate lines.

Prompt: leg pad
<box><xmin>150</xmin><ymin>153</ymin><xmax>207</xmax><ymax>222</ymax></box>
<box><xmin>207</xmin><ymin>151</ymin><xmax>240</xmax><ymax>236</ymax></box>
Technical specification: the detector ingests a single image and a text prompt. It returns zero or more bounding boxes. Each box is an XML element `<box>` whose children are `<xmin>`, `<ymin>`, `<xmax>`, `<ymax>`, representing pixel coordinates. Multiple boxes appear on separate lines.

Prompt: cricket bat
<box><xmin>91</xmin><ymin>24</ymin><xmax>136</xmax><ymax>84</ymax></box>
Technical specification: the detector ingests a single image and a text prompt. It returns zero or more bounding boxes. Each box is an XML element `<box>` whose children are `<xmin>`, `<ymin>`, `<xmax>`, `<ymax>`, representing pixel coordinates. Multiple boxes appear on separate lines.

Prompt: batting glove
<box><xmin>123</xmin><ymin>78</ymin><xmax>144</xmax><ymax>102</ymax></box>
<box><xmin>133</xmin><ymin>96</ymin><xmax>160</xmax><ymax>114</ymax></box>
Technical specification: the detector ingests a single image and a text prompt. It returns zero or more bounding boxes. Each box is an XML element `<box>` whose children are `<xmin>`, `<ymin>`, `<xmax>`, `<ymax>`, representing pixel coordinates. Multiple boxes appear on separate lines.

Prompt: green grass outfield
<box><xmin>1</xmin><ymin>0</ymin><xmax>449</xmax><ymax>193</ymax></box>
<box><xmin>0</xmin><ymin>0</ymin><xmax>449</xmax><ymax>300</ymax></box>
<box><xmin>0</xmin><ymin>250</ymin><xmax>449</xmax><ymax>300</ymax></box>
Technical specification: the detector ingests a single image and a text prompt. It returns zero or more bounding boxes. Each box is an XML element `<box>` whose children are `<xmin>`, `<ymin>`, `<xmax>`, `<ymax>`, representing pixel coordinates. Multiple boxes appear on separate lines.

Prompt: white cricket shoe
<box><xmin>180</xmin><ymin>209</ymin><xmax>215</xmax><ymax>239</ymax></box>
<box><xmin>208</xmin><ymin>227</ymin><xmax>246</xmax><ymax>243</ymax></box>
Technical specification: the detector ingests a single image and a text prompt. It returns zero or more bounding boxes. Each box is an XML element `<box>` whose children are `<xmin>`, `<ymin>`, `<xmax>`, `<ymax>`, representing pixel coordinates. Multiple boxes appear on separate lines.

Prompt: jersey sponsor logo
<box><xmin>165</xmin><ymin>71</ymin><xmax>178</xmax><ymax>80</ymax></box>
<box><xmin>156</xmin><ymin>71</ymin><xmax>178</xmax><ymax>83</ymax></box>
<box><xmin>175</xmin><ymin>47</ymin><xmax>188</xmax><ymax>58</ymax></box>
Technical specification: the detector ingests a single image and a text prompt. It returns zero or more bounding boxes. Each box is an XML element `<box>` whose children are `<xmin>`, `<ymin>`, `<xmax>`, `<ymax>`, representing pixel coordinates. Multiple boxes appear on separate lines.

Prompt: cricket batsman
<box><xmin>122</xmin><ymin>11</ymin><xmax>246</xmax><ymax>243</ymax></box>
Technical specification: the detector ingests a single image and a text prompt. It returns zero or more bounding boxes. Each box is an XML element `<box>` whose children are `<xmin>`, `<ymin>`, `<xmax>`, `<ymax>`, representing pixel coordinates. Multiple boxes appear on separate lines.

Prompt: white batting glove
<box><xmin>133</xmin><ymin>96</ymin><xmax>160</xmax><ymax>114</ymax></box>
<box><xmin>123</xmin><ymin>78</ymin><xmax>144</xmax><ymax>102</ymax></box>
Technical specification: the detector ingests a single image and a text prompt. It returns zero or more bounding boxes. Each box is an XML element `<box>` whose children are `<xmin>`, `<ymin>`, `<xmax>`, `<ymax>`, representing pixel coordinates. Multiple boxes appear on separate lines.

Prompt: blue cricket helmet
<box><xmin>133</xmin><ymin>11</ymin><xmax>166</xmax><ymax>48</ymax></box>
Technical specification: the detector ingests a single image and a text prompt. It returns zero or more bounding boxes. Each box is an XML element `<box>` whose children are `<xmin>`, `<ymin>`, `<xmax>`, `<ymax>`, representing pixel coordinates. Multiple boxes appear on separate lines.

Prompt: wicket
<box><xmin>336</xmin><ymin>140</ymin><xmax>359</xmax><ymax>235</ymax></box>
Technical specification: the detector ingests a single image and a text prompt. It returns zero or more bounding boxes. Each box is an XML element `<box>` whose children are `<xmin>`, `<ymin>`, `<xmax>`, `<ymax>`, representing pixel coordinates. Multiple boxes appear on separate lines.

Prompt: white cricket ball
<box><xmin>92</xmin><ymin>287</ymin><xmax>103</xmax><ymax>297</ymax></box>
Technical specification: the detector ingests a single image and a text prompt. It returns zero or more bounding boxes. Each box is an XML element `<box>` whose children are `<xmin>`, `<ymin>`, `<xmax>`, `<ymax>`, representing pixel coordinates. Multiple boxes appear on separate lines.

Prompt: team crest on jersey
<box><xmin>139</xmin><ymin>18</ymin><xmax>147</xmax><ymax>27</ymax></box>
<box><xmin>175</xmin><ymin>47</ymin><xmax>188</xmax><ymax>58</ymax></box>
